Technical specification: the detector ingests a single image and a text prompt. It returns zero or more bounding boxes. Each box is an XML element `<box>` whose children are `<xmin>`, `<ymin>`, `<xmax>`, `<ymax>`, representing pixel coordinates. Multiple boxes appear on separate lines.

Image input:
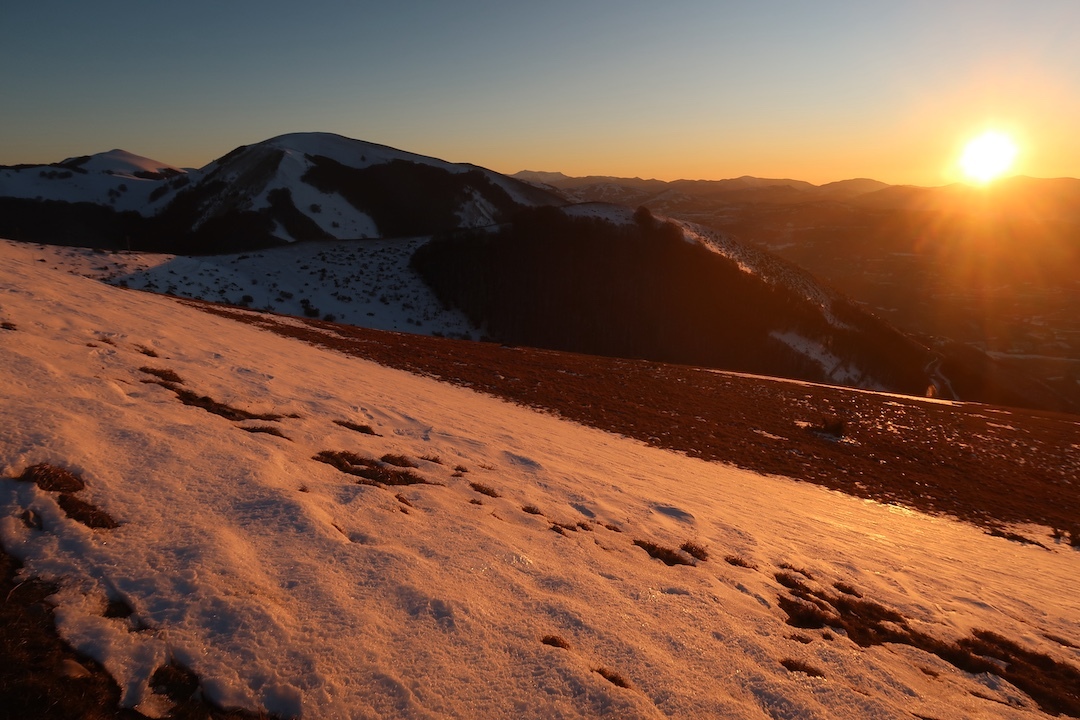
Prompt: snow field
<box><xmin>4</xmin><ymin>238</ymin><xmax>478</xmax><ymax>339</ymax></box>
<box><xmin>0</xmin><ymin>245</ymin><xmax>1078</xmax><ymax>718</ymax></box>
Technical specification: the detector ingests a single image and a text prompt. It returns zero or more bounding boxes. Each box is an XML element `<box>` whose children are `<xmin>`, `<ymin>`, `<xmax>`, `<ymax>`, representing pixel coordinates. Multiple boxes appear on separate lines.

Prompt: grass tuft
<box><xmin>541</xmin><ymin>635</ymin><xmax>570</xmax><ymax>649</ymax></box>
<box><xmin>988</xmin><ymin>526</ymin><xmax>1049</xmax><ymax>549</ymax></box>
<box><xmin>381</xmin><ymin>453</ymin><xmax>418</xmax><ymax>468</ymax></box>
<box><xmin>469</xmin><ymin>482</ymin><xmax>499</xmax><ymax>498</ymax></box>
<box><xmin>593</xmin><ymin>667</ymin><xmax>631</xmax><ymax>688</ymax></box>
<box><xmin>522</xmin><ymin>505</ymin><xmax>542</xmax><ymax>515</ymax></box>
<box><xmin>724</xmin><ymin>555</ymin><xmax>757</xmax><ymax>570</ymax></box>
<box><xmin>633</xmin><ymin>539</ymin><xmax>693</xmax><ymax>566</ymax></box>
<box><xmin>17</xmin><ymin>463</ymin><xmax>85</xmax><ymax>493</ymax></box>
<box><xmin>148</xmin><ymin>381</ymin><xmax>284</xmax><ymax>422</ymax></box>
<box><xmin>778</xmin><ymin>563</ymin><xmax>814</xmax><ymax>580</ymax></box>
<box><xmin>241</xmin><ymin>426</ymin><xmax>291</xmax><ymax>440</ymax></box>
<box><xmin>57</xmin><ymin>494</ymin><xmax>119</xmax><ymax>530</ymax></box>
<box><xmin>313</xmin><ymin>451</ymin><xmax>429</xmax><ymax>486</ymax></box>
<box><xmin>453</xmin><ymin>464</ymin><xmax>469</xmax><ymax>473</ymax></box>
<box><xmin>1</xmin><ymin>321</ymin><xmax>17</xmax><ymax>331</ymax></box>
<box><xmin>139</xmin><ymin>366</ymin><xmax>184</xmax><ymax>384</ymax></box>
<box><xmin>833</xmin><ymin>581</ymin><xmax>862</xmax><ymax>597</ymax></box>
<box><xmin>419</xmin><ymin>454</ymin><xmax>443</xmax><ymax>464</ymax></box>
<box><xmin>333</xmin><ymin>420</ymin><xmax>380</xmax><ymax>436</ymax></box>
<box><xmin>680</xmin><ymin>541</ymin><xmax>708</xmax><ymax>561</ymax></box>
<box><xmin>780</xmin><ymin>658</ymin><xmax>825</xmax><ymax>678</ymax></box>
<box><xmin>774</xmin><ymin>571</ymin><xmax>1080</xmax><ymax>717</ymax></box>
<box><xmin>134</xmin><ymin>344</ymin><xmax>159</xmax><ymax>358</ymax></box>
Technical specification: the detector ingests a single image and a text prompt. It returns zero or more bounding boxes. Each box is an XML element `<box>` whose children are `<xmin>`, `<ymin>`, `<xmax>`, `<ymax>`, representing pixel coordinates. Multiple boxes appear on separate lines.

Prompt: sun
<box><xmin>959</xmin><ymin>131</ymin><xmax>1018</xmax><ymax>184</ymax></box>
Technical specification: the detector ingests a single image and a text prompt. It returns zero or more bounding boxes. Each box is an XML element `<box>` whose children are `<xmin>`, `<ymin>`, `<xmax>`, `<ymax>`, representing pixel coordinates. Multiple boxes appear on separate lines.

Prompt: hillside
<box><xmin>411</xmin><ymin>206</ymin><xmax>936</xmax><ymax>394</ymax></box>
<box><xmin>518</xmin><ymin>172</ymin><xmax>1080</xmax><ymax>413</ymax></box>
<box><xmin>2</xmin><ymin>232</ymin><xmax>1079</xmax><ymax>719</ymax></box>
<box><xmin>0</xmin><ymin>133</ymin><xmax>563</xmax><ymax>254</ymax></box>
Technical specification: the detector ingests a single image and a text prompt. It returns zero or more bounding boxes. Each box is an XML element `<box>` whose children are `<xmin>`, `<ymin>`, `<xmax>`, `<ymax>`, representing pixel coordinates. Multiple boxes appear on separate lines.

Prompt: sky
<box><xmin>2</xmin><ymin>0</ymin><xmax>1078</xmax><ymax>185</ymax></box>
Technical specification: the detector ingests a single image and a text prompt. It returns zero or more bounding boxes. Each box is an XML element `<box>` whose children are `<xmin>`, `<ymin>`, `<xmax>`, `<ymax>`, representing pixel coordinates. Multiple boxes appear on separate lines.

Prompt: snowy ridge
<box><xmin>677</xmin><ymin>220</ymin><xmax>853</xmax><ymax>329</ymax></box>
<box><xmin>0</xmin><ymin>149</ymin><xmax>188</xmax><ymax>215</ymax></box>
<box><xmin>73</xmin><ymin>149</ymin><xmax>186</xmax><ymax>180</ymax></box>
<box><xmin>2</xmin><ymin>239</ymin><xmax>1079</xmax><ymax>719</ymax></box>
<box><xmin>183</xmin><ymin>133</ymin><xmax>560</xmax><ymax>243</ymax></box>
<box><xmin>0</xmin><ymin>133</ymin><xmax>565</xmax><ymax>248</ymax></box>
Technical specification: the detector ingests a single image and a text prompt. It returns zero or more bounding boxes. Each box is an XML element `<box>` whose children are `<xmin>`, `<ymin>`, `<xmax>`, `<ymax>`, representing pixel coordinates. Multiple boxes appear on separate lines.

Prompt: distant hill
<box><xmin>513</xmin><ymin>170</ymin><xmax>885</xmax><ymax>207</ymax></box>
<box><xmin>0</xmin><ymin>133</ymin><xmax>564</xmax><ymax>253</ymax></box>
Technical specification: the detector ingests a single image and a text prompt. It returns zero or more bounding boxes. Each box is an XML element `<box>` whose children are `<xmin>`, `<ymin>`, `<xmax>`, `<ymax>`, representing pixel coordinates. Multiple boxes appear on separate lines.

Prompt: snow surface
<box><xmin>0</xmin><ymin>149</ymin><xmax>189</xmax><ymax>215</ymax></box>
<box><xmin>4</xmin><ymin>238</ymin><xmax>478</xmax><ymax>339</ymax></box>
<box><xmin>1</xmin><ymin>241</ymin><xmax>1078</xmax><ymax>719</ymax></box>
<box><xmin>769</xmin><ymin>331</ymin><xmax>874</xmax><ymax>388</ymax></box>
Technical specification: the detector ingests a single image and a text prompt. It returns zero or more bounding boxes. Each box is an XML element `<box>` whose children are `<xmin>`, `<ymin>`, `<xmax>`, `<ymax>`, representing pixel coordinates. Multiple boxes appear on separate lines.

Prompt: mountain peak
<box><xmin>73</xmin><ymin>149</ymin><xmax>185</xmax><ymax>180</ymax></box>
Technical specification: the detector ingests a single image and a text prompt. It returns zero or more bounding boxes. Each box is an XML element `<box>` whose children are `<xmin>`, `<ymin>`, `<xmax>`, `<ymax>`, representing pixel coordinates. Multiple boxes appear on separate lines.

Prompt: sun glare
<box><xmin>959</xmin><ymin>131</ymin><xmax>1017</xmax><ymax>184</ymax></box>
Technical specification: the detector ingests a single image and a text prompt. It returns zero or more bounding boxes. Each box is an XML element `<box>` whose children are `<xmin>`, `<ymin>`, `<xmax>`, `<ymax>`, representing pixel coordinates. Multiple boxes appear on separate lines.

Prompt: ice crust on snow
<box><xmin>0</xmin><ymin>240</ymin><xmax>1078</xmax><ymax>718</ymax></box>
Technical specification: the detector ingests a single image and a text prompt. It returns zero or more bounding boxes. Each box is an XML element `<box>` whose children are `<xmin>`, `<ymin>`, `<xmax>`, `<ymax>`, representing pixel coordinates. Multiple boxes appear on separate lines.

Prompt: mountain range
<box><xmin>1</xmin><ymin>132</ymin><xmax>1075</xmax><ymax>413</ymax></box>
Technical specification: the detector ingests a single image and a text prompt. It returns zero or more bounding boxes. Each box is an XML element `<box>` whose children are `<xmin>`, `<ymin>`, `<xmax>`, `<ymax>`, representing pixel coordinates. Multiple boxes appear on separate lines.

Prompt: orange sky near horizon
<box><xmin>2</xmin><ymin>2</ymin><xmax>1078</xmax><ymax>187</ymax></box>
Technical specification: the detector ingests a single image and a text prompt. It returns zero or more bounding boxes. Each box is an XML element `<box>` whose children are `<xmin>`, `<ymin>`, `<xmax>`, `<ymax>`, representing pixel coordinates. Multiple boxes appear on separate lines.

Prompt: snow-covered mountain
<box><xmin>0</xmin><ymin>133</ymin><xmax>564</xmax><ymax>252</ymax></box>
<box><xmin>3</xmin><ymin>238</ymin><xmax>1079</xmax><ymax>719</ymax></box>
<box><xmin>0</xmin><ymin>149</ymin><xmax>188</xmax><ymax>214</ymax></box>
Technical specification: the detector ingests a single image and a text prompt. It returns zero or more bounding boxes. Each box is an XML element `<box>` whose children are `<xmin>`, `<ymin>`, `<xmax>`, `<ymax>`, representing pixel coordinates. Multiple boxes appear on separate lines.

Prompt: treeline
<box><xmin>411</xmin><ymin>206</ymin><xmax>933</xmax><ymax>390</ymax></box>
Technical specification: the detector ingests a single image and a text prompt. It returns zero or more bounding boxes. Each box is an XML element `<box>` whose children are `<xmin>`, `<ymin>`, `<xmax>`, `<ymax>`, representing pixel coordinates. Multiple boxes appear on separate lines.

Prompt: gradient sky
<box><xmin>2</xmin><ymin>1</ymin><xmax>1078</xmax><ymax>185</ymax></box>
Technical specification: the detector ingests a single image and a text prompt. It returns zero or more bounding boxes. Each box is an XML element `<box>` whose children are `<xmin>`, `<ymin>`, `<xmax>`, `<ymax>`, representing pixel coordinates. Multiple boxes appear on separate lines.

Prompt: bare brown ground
<box><xmin>184</xmin><ymin>300</ymin><xmax>1080</xmax><ymax>536</ymax></box>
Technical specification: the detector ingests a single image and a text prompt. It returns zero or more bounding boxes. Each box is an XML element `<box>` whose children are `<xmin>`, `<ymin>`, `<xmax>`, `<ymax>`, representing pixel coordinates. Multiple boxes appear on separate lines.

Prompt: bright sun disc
<box><xmin>959</xmin><ymin>131</ymin><xmax>1017</xmax><ymax>183</ymax></box>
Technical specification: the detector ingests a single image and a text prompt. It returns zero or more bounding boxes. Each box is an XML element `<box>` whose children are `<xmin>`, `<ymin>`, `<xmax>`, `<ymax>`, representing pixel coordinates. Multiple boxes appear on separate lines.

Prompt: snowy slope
<box><xmin>2</xmin><ymin>240</ymin><xmax>1078</xmax><ymax>719</ymax></box>
<box><xmin>8</xmin><ymin>238</ymin><xmax>478</xmax><ymax>339</ymax></box>
<box><xmin>0</xmin><ymin>149</ymin><xmax>188</xmax><ymax>215</ymax></box>
<box><xmin>0</xmin><ymin>133</ymin><xmax>564</xmax><ymax>250</ymax></box>
<box><xmin>171</xmin><ymin>133</ymin><xmax>562</xmax><ymax>245</ymax></box>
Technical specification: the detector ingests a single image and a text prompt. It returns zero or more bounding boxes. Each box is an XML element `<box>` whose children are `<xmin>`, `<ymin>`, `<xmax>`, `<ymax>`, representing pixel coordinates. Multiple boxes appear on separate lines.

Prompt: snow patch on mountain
<box><xmin>770</xmin><ymin>330</ymin><xmax>874</xmax><ymax>387</ymax></box>
<box><xmin>0</xmin><ymin>149</ymin><xmax>188</xmax><ymax>215</ymax></box>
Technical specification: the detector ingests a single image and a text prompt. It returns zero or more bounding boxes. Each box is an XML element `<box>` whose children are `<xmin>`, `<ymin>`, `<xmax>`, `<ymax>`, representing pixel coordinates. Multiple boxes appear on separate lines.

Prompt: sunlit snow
<box><xmin>1</xmin><ymin>241</ymin><xmax>1077</xmax><ymax>719</ymax></box>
